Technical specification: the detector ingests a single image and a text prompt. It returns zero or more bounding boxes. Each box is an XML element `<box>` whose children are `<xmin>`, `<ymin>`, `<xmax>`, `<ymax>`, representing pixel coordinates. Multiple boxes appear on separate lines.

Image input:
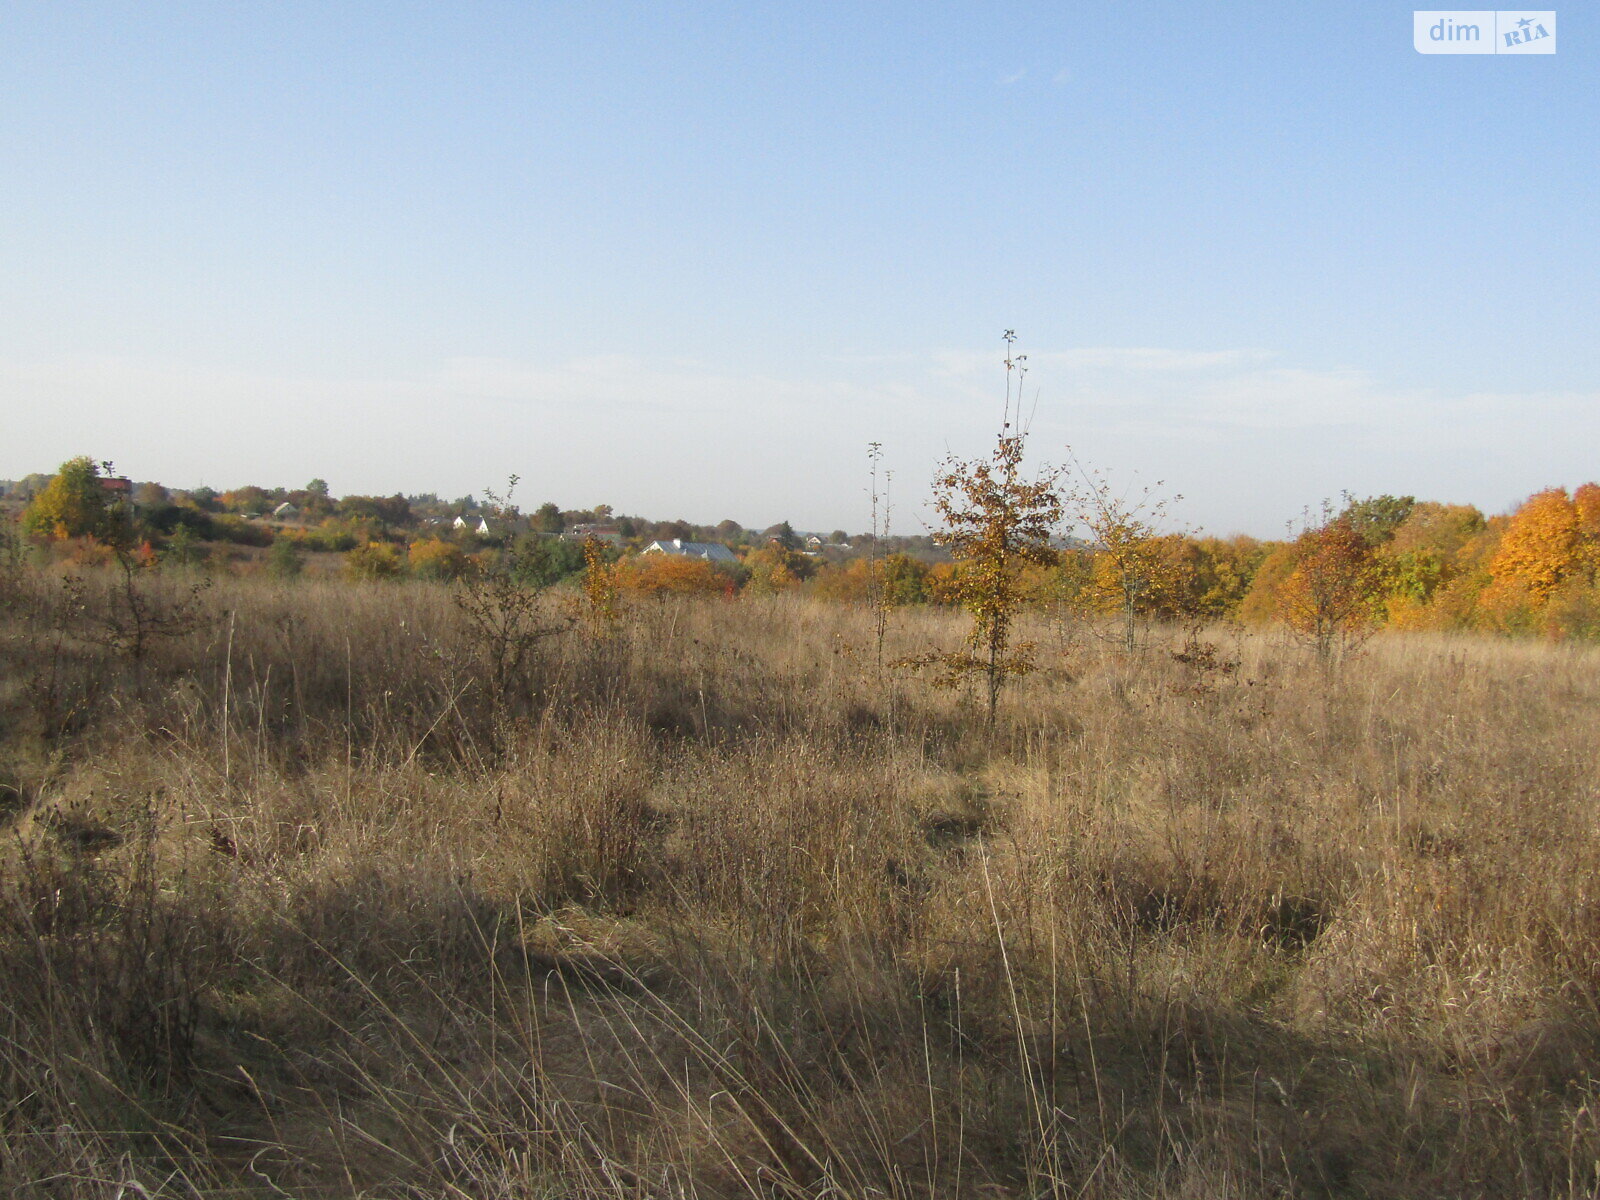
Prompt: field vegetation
<box><xmin>4</xmin><ymin>552</ymin><xmax>1600</xmax><ymax>1198</ymax></box>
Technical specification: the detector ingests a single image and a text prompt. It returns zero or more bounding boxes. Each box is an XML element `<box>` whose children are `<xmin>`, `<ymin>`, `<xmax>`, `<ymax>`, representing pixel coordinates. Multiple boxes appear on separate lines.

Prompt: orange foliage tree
<box><xmin>1472</xmin><ymin>488</ymin><xmax>1595</xmax><ymax>635</ymax></box>
<box><xmin>810</xmin><ymin>557</ymin><xmax>875</xmax><ymax>604</ymax></box>
<box><xmin>1485</xmin><ymin>489</ymin><xmax>1583</xmax><ymax>605</ymax></box>
<box><xmin>1475</xmin><ymin>484</ymin><xmax>1600</xmax><ymax>637</ymax></box>
<box><xmin>621</xmin><ymin>553</ymin><xmax>733</xmax><ymax>598</ymax></box>
<box><xmin>1276</xmin><ymin>511</ymin><xmax>1382</xmax><ymax>664</ymax></box>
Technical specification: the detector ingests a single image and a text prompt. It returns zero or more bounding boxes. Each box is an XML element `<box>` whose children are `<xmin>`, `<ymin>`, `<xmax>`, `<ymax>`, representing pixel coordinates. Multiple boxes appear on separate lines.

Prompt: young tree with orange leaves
<box><xmin>1577</xmin><ymin>483</ymin><xmax>1600</xmax><ymax>579</ymax></box>
<box><xmin>1276</xmin><ymin>507</ymin><xmax>1383</xmax><ymax>664</ymax></box>
<box><xmin>904</xmin><ymin>334</ymin><xmax>1064</xmax><ymax>724</ymax></box>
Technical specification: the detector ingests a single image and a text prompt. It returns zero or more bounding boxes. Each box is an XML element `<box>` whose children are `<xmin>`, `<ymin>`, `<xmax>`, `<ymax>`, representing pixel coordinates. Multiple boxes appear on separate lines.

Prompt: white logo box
<box><xmin>1414</xmin><ymin>11</ymin><xmax>1556</xmax><ymax>53</ymax></box>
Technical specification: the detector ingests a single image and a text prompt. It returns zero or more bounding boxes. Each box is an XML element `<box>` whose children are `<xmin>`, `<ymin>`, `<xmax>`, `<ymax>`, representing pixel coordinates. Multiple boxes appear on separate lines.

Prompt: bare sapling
<box><xmin>1070</xmin><ymin>457</ymin><xmax>1184</xmax><ymax>651</ymax></box>
<box><xmin>453</xmin><ymin>476</ymin><xmax>572</xmax><ymax>741</ymax></box>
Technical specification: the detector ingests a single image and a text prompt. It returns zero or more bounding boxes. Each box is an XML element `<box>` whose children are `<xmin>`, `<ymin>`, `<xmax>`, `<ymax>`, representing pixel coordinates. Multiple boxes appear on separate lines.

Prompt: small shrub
<box><xmin>408</xmin><ymin>536</ymin><xmax>469</xmax><ymax>582</ymax></box>
<box><xmin>346</xmin><ymin>540</ymin><xmax>406</xmax><ymax>581</ymax></box>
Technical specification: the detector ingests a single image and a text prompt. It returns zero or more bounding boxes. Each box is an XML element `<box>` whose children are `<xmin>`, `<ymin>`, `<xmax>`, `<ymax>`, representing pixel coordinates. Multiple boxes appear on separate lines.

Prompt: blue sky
<box><xmin>3</xmin><ymin>2</ymin><xmax>1594</xmax><ymax>535</ymax></box>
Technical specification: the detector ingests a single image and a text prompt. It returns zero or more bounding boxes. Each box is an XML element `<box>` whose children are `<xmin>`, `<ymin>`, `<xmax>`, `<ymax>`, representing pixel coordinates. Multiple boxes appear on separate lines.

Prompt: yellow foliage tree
<box><xmin>581</xmin><ymin>535</ymin><xmax>622</xmax><ymax>632</ymax></box>
<box><xmin>1072</xmin><ymin>465</ymin><xmax>1185</xmax><ymax>649</ymax></box>
<box><xmin>346</xmin><ymin>541</ymin><xmax>406</xmax><ymax>581</ymax></box>
<box><xmin>1480</xmin><ymin>489</ymin><xmax>1583</xmax><ymax>624</ymax></box>
<box><xmin>408</xmin><ymin>537</ymin><xmax>471</xmax><ymax>581</ymax></box>
<box><xmin>23</xmin><ymin>456</ymin><xmax>114</xmax><ymax>542</ymax></box>
<box><xmin>1575</xmin><ymin>482</ymin><xmax>1600</xmax><ymax>569</ymax></box>
<box><xmin>742</xmin><ymin>544</ymin><xmax>811</xmax><ymax>595</ymax></box>
<box><xmin>810</xmin><ymin>557</ymin><xmax>875</xmax><ymax>604</ymax></box>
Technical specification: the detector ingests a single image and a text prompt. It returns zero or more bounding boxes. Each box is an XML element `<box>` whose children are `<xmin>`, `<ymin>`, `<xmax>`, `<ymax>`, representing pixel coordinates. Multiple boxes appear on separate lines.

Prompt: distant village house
<box><xmin>642</xmin><ymin>539</ymin><xmax>737</xmax><ymax>563</ymax></box>
<box><xmin>563</xmin><ymin>524</ymin><xmax>624</xmax><ymax>544</ymax></box>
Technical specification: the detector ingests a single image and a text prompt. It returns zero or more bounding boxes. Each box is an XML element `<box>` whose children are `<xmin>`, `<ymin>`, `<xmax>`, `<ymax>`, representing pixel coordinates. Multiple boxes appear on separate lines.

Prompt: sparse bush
<box><xmin>451</xmin><ymin>480</ymin><xmax>572</xmax><ymax>737</ymax></box>
<box><xmin>581</xmin><ymin>534</ymin><xmax>622</xmax><ymax>632</ymax></box>
<box><xmin>265</xmin><ymin>533</ymin><xmax>304</xmax><ymax>579</ymax></box>
<box><xmin>345</xmin><ymin>539</ymin><xmax>406</xmax><ymax>581</ymax></box>
<box><xmin>70</xmin><ymin>545</ymin><xmax>213</xmax><ymax>664</ymax></box>
<box><xmin>407</xmin><ymin>535</ymin><xmax>469</xmax><ymax>581</ymax></box>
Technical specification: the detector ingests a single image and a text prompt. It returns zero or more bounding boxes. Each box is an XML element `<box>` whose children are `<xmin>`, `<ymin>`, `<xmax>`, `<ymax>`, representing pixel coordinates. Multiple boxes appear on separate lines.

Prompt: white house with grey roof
<box><xmin>642</xmin><ymin>539</ymin><xmax>737</xmax><ymax>563</ymax></box>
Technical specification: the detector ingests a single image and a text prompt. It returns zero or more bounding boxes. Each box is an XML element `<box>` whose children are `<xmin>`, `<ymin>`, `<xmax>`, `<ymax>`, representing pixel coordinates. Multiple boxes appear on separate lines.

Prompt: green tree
<box><xmin>165</xmin><ymin>524</ymin><xmax>207</xmax><ymax>570</ymax></box>
<box><xmin>1184</xmin><ymin>536</ymin><xmax>1266</xmax><ymax>618</ymax></box>
<box><xmin>266</xmin><ymin>536</ymin><xmax>305</xmax><ymax>579</ymax></box>
<box><xmin>764</xmin><ymin>521</ymin><xmax>801</xmax><ymax>551</ymax></box>
<box><xmin>881</xmin><ymin>553</ymin><xmax>930</xmax><ymax>606</ymax></box>
<box><xmin>511</xmin><ymin>533</ymin><xmax>587</xmax><ymax>587</ymax></box>
<box><xmin>23</xmin><ymin>457</ymin><xmax>114</xmax><ymax>541</ymax></box>
<box><xmin>1339</xmin><ymin>493</ymin><xmax>1415</xmax><ymax>547</ymax></box>
<box><xmin>532</xmin><ymin>502</ymin><xmax>564</xmax><ymax>534</ymax></box>
<box><xmin>338</xmin><ymin>493</ymin><xmax>413</xmax><ymax>529</ymax></box>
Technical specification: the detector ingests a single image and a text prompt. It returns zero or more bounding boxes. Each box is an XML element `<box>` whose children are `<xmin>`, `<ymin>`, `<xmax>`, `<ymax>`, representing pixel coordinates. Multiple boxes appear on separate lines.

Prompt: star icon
<box><xmin>1517</xmin><ymin>16</ymin><xmax>1533</xmax><ymax>29</ymax></box>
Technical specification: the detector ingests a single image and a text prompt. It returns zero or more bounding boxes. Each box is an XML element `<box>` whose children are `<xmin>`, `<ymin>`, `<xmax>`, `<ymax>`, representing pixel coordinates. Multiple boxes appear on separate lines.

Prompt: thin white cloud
<box><xmin>1053</xmin><ymin>347</ymin><xmax>1272</xmax><ymax>372</ymax></box>
<box><xmin>999</xmin><ymin>67</ymin><xmax>1027</xmax><ymax>85</ymax></box>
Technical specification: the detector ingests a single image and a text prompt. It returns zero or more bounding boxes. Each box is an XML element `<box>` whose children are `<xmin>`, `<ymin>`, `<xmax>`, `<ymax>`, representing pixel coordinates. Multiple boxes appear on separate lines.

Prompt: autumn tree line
<box><xmin>6</xmin><ymin>456</ymin><xmax>1600</xmax><ymax>645</ymax></box>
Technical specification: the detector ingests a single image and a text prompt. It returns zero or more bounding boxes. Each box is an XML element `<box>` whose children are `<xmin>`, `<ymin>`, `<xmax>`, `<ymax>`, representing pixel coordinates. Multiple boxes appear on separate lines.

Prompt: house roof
<box><xmin>644</xmin><ymin>539</ymin><xmax>736</xmax><ymax>562</ymax></box>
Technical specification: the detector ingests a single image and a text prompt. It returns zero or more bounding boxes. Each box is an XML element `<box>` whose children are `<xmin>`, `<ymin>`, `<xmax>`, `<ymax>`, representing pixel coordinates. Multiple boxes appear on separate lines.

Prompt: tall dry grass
<box><xmin>2</xmin><ymin>571</ymin><xmax>1600</xmax><ymax>1197</ymax></box>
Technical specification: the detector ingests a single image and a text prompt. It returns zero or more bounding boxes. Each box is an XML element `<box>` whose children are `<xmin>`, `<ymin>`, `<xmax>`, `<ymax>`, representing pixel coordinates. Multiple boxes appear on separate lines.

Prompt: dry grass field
<box><xmin>4</xmin><ymin>571</ymin><xmax>1600</xmax><ymax>1198</ymax></box>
